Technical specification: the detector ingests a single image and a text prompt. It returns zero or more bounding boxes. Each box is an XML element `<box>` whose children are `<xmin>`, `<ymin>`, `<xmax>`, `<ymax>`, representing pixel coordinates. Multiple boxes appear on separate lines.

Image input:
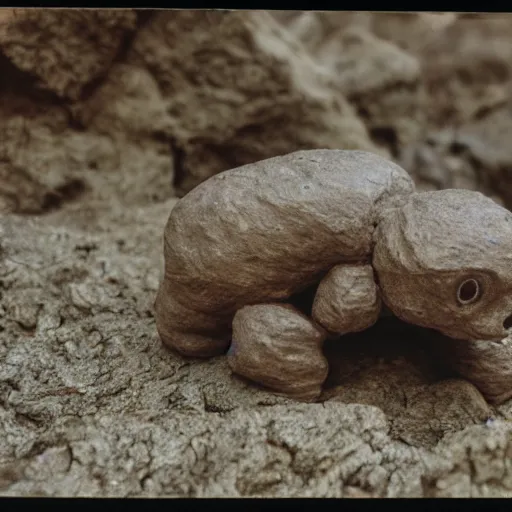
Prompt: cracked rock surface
<box><xmin>1</xmin><ymin>203</ymin><xmax>511</xmax><ymax>497</ymax></box>
<box><xmin>0</xmin><ymin>9</ymin><xmax>512</xmax><ymax>497</ymax></box>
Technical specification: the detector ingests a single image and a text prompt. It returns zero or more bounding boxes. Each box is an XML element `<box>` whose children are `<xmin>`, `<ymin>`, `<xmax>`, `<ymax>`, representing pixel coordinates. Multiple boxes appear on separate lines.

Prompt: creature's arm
<box><xmin>312</xmin><ymin>264</ymin><xmax>381</xmax><ymax>335</ymax></box>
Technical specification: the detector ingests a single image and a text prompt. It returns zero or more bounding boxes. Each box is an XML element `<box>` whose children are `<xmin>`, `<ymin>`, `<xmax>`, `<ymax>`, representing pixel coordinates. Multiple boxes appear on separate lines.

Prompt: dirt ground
<box><xmin>0</xmin><ymin>9</ymin><xmax>511</xmax><ymax>497</ymax></box>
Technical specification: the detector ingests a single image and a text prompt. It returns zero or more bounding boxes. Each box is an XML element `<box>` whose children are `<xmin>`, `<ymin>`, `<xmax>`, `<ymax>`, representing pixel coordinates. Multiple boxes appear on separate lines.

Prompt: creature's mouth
<box><xmin>504</xmin><ymin>313</ymin><xmax>512</xmax><ymax>331</ymax></box>
<box><xmin>486</xmin><ymin>314</ymin><xmax>512</xmax><ymax>345</ymax></box>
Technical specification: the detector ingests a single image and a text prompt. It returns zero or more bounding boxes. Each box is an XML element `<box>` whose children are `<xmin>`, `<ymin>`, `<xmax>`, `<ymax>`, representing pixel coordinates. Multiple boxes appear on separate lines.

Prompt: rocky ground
<box><xmin>0</xmin><ymin>9</ymin><xmax>511</xmax><ymax>497</ymax></box>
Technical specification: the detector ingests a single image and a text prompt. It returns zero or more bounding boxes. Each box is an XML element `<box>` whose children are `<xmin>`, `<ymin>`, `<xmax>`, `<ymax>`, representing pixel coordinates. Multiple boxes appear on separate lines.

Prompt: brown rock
<box><xmin>400</xmin><ymin>107</ymin><xmax>512</xmax><ymax>208</ymax></box>
<box><xmin>317</xmin><ymin>27</ymin><xmax>426</xmax><ymax>154</ymax></box>
<box><xmin>157</xmin><ymin>148</ymin><xmax>512</xmax><ymax>403</ymax></box>
<box><xmin>371</xmin><ymin>12</ymin><xmax>458</xmax><ymax>53</ymax></box>
<box><xmin>0</xmin><ymin>87</ymin><xmax>87</xmax><ymax>213</ymax></box>
<box><xmin>399</xmin><ymin>129</ymin><xmax>476</xmax><ymax>193</ymax></box>
<box><xmin>129</xmin><ymin>10</ymin><xmax>381</xmax><ymax>195</ymax></box>
<box><xmin>455</xmin><ymin>107</ymin><xmax>512</xmax><ymax>207</ymax></box>
<box><xmin>419</xmin><ymin>15</ymin><xmax>512</xmax><ymax>126</ymax></box>
<box><xmin>0</xmin><ymin>63</ymin><xmax>174</xmax><ymax>214</ymax></box>
<box><xmin>0</xmin><ymin>9</ymin><xmax>137</xmax><ymax>100</ymax></box>
<box><xmin>0</xmin><ymin>8</ymin><xmax>18</xmax><ymax>25</ymax></box>
<box><xmin>272</xmin><ymin>10</ymin><xmax>372</xmax><ymax>54</ymax></box>
<box><xmin>0</xmin><ymin>102</ymin><xmax>173</xmax><ymax>213</ymax></box>
<box><xmin>70</xmin><ymin>63</ymin><xmax>173</xmax><ymax>140</ymax></box>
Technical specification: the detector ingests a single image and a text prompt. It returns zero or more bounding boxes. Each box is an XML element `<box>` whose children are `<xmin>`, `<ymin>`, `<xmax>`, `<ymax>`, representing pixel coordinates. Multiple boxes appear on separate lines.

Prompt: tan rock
<box><xmin>318</xmin><ymin>27</ymin><xmax>426</xmax><ymax>153</ymax></box>
<box><xmin>129</xmin><ymin>10</ymin><xmax>381</xmax><ymax>195</ymax></box>
<box><xmin>272</xmin><ymin>10</ymin><xmax>373</xmax><ymax>54</ymax></box>
<box><xmin>70</xmin><ymin>63</ymin><xmax>173</xmax><ymax>140</ymax></box>
<box><xmin>0</xmin><ymin>65</ymin><xmax>174</xmax><ymax>213</ymax></box>
<box><xmin>400</xmin><ymin>107</ymin><xmax>512</xmax><ymax>209</ymax></box>
<box><xmin>419</xmin><ymin>15</ymin><xmax>512</xmax><ymax>126</ymax></box>
<box><xmin>433</xmin><ymin>336</ymin><xmax>512</xmax><ymax>405</ymax></box>
<box><xmin>371</xmin><ymin>12</ymin><xmax>458</xmax><ymax>53</ymax></box>
<box><xmin>0</xmin><ymin>9</ymin><xmax>137</xmax><ymax>100</ymax></box>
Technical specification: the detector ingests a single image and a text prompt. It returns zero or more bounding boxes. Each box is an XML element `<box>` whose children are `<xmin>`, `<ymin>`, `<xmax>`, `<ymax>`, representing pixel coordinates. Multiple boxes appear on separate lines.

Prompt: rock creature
<box><xmin>155</xmin><ymin>150</ymin><xmax>512</xmax><ymax>404</ymax></box>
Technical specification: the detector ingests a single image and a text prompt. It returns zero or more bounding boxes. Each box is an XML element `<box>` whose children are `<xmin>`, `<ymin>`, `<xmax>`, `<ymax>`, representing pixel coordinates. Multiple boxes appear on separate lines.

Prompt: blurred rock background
<box><xmin>0</xmin><ymin>9</ymin><xmax>511</xmax><ymax>498</ymax></box>
<box><xmin>1</xmin><ymin>9</ymin><xmax>512</xmax><ymax>210</ymax></box>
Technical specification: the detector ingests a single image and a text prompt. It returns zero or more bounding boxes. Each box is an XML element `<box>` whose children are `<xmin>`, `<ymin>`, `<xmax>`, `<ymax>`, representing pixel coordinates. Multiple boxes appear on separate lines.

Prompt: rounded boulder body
<box><xmin>155</xmin><ymin>149</ymin><xmax>414</xmax><ymax>355</ymax></box>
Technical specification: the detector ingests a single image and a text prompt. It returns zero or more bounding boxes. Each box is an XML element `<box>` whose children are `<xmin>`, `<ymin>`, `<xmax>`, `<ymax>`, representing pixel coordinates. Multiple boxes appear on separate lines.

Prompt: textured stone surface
<box><xmin>0</xmin><ymin>9</ymin><xmax>137</xmax><ymax>100</ymax></box>
<box><xmin>272</xmin><ymin>10</ymin><xmax>373</xmax><ymax>54</ymax></box>
<box><xmin>1</xmin><ymin>8</ymin><xmax>512</xmax><ymax>498</ymax></box>
<box><xmin>129</xmin><ymin>10</ymin><xmax>381</xmax><ymax>195</ymax></box>
<box><xmin>423</xmin><ymin>421</ymin><xmax>512</xmax><ymax>497</ymax></box>
<box><xmin>419</xmin><ymin>15</ymin><xmax>512</xmax><ymax>127</ymax></box>
<box><xmin>274</xmin><ymin>14</ymin><xmax>427</xmax><ymax>154</ymax></box>
<box><xmin>0</xmin><ymin>54</ymin><xmax>174</xmax><ymax>214</ymax></box>
<box><xmin>318</xmin><ymin>27</ymin><xmax>426</xmax><ymax>153</ymax></box>
<box><xmin>433</xmin><ymin>336</ymin><xmax>512</xmax><ymax>405</ymax></box>
<box><xmin>371</xmin><ymin>12</ymin><xmax>458</xmax><ymax>53</ymax></box>
<box><xmin>400</xmin><ymin>107</ymin><xmax>512</xmax><ymax>208</ymax></box>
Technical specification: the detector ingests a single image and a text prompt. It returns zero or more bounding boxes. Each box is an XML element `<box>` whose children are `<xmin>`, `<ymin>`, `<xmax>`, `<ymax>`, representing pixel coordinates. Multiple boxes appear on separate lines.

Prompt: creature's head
<box><xmin>373</xmin><ymin>189</ymin><xmax>512</xmax><ymax>341</ymax></box>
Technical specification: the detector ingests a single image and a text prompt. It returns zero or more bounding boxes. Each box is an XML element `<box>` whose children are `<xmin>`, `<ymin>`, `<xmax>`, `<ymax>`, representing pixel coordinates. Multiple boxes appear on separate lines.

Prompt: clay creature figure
<box><xmin>155</xmin><ymin>150</ymin><xmax>512</xmax><ymax>404</ymax></box>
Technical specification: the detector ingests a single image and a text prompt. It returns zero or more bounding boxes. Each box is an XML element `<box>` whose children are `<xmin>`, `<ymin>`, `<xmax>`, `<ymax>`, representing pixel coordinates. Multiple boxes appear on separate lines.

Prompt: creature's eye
<box><xmin>457</xmin><ymin>278</ymin><xmax>482</xmax><ymax>305</ymax></box>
